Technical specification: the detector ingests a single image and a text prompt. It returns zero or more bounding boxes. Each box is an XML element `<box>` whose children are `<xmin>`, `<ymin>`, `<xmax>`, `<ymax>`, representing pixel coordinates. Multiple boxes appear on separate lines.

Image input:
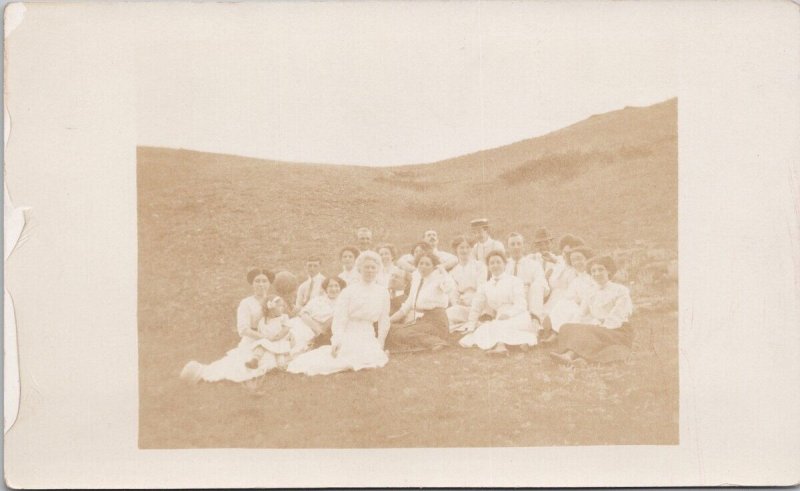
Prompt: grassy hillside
<box><xmin>137</xmin><ymin>98</ymin><xmax>678</xmax><ymax>448</ymax></box>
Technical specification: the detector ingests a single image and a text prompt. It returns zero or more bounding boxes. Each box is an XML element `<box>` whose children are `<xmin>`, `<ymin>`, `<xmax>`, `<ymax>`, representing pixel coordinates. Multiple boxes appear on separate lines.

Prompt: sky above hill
<box><xmin>136</xmin><ymin>2</ymin><xmax>677</xmax><ymax>166</ymax></box>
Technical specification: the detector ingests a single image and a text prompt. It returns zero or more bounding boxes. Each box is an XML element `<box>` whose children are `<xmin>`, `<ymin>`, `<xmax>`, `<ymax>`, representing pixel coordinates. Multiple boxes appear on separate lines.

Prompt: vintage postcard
<box><xmin>4</xmin><ymin>1</ymin><xmax>799</xmax><ymax>488</ymax></box>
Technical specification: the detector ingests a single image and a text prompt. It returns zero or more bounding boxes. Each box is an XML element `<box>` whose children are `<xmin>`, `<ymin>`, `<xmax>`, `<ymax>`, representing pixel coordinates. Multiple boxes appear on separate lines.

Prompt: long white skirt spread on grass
<box><xmin>287</xmin><ymin>319</ymin><xmax>388</xmax><ymax>376</ymax></box>
<box><xmin>184</xmin><ymin>320</ymin><xmax>317</xmax><ymax>383</ymax></box>
<box><xmin>459</xmin><ymin>312</ymin><xmax>537</xmax><ymax>349</ymax></box>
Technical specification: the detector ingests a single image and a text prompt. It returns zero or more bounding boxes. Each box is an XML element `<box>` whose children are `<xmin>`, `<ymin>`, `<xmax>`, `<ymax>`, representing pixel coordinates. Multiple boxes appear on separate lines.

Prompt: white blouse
<box><xmin>573</xmin><ymin>281</ymin><xmax>633</xmax><ymax>329</ymax></box>
<box><xmin>330</xmin><ymin>281</ymin><xmax>390</xmax><ymax>345</ymax></box>
<box><xmin>563</xmin><ymin>272</ymin><xmax>594</xmax><ymax>304</ymax></box>
<box><xmin>449</xmin><ymin>260</ymin><xmax>487</xmax><ymax>304</ymax></box>
<box><xmin>236</xmin><ymin>296</ymin><xmax>264</xmax><ymax>336</ymax></box>
<box><xmin>470</xmin><ymin>238</ymin><xmax>506</xmax><ymax>264</ymax></box>
<box><xmin>505</xmin><ymin>255</ymin><xmax>547</xmax><ymax>289</ymax></box>
<box><xmin>295</xmin><ymin>273</ymin><xmax>326</xmax><ymax>310</ymax></box>
<box><xmin>300</xmin><ymin>294</ymin><xmax>336</xmax><ymax>324</ymax></box>
<box><xmin>338</xmin><ymin>268</ymin><xmax>361</xmax><ymax>288</ymax></box>
<box><xmin>376</xmin><ymin>263</ymin><xmax>401</xmax><ymax>287</ymax></box>
<box><xmin>396</xmin><ymin>269</ymin><xmax>454</xmax><ymax>318</ymax></box>
<box><xmin>468</xmin><ymin>273</ymin><xmax>528</xmax><ymax>323</ymax></box>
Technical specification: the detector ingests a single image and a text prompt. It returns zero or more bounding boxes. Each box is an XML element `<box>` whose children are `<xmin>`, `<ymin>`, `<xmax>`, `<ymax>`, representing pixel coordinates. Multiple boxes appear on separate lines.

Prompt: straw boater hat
<box><xmin>533</xmin><ymin>227</ymin><xmax>554</xmax><ymax>242</ymax></box>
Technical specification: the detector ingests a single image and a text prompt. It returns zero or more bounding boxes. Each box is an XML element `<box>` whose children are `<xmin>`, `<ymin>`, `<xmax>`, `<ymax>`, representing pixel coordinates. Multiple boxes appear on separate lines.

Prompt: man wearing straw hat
<box><xmin>469</xmin><ymin>218</ymin><xmax>505</xmax><ymax>264</ymax></box>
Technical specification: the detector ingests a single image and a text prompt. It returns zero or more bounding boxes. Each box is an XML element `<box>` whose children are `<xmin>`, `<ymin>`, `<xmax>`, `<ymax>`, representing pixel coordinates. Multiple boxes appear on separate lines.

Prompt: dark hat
<box><xmin>533</xmin><ymin>227</ymin><xmax>553</xmax><ymax>242</ymax></box>
<box><xmin>565</xmin><ymin>246</ymin><xmax>594</xmax><ymax>266</ymax></box>
<box><xmin>558</xmin><ymin>234</ymin><xmax>584</xmax><ymax>250</ymax></box>
<box><xmin>470</xmin><ymin>218</ymin><xmax>490</xmax><ymax>228</ymax></box>
<box><xmin>587</xmin><ymin>254</ymin><xmax>617</xmax><ymax>277</ymax></box>
<box><xmin>247</xmin><ymin>267</ymin><xmax>275</xmax><ymax>284</ymax></box>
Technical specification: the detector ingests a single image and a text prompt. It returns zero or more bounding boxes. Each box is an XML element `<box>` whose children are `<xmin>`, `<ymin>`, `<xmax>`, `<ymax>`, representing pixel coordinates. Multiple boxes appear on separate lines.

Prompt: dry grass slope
<box><xmin>138</xmin><ymin>98</ymin><xmax>678</xmax><ymax>448</ymax></box>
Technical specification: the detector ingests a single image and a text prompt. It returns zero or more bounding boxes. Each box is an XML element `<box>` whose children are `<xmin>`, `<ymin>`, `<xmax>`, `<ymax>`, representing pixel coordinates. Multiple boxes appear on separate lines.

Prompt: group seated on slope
<box><xmin>180</xmin><ymin>219</ymin><xmax>634</xmax><ymax>383</ymax></box>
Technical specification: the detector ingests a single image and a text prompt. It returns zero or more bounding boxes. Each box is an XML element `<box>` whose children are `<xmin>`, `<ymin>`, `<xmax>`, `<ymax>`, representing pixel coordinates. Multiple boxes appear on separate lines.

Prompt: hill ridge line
<box><xmin>138</xmin><ymin>97</ymin><xmax>676</xmax><ymax>170</ymax></box>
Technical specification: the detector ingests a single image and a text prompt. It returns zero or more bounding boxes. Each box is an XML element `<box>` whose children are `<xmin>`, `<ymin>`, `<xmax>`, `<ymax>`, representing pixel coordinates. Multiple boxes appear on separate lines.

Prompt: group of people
<box><xmin>180</xmin><ymin>219</ymin><xmax>634</xmax><ymax>383</ymax></box>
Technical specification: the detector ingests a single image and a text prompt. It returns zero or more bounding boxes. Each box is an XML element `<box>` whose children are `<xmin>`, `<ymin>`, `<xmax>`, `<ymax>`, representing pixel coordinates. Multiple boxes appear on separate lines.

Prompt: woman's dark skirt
<box><xmin>557</xmin><ymin>322</ymin><xmax>634</xmax><ymax>363</ymax></box>
<box><xmin>387</xmin><ymin>307</ymin><xmax>449</xmax><ymax>352</ymax></box>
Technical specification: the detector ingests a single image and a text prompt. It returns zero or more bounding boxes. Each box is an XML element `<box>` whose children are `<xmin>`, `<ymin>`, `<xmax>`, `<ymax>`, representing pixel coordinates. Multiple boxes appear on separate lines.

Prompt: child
<box><xmin>244</xmin><ymin>295</ymin><xmax>294</xmax><ymax>370</ymax></box>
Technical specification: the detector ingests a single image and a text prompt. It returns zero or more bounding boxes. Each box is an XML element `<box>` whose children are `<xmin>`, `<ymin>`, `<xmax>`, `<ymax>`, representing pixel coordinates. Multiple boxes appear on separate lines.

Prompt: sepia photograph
<box><xmin>5</xmin><ymin>1</ymin><xmax>800</xmax><ymax>487</ymax></box>
<box><xmin>136</xmin><ymin>2</ymin><xmax>678</xmax><ymax>449</ymax></box>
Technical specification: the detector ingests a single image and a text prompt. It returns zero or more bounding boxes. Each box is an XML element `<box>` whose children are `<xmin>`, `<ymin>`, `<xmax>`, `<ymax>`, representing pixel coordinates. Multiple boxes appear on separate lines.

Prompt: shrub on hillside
<box><xmin>500</xmin><ymin>150</ymin><xmax>613</xmax><ymax>185</ymax></box>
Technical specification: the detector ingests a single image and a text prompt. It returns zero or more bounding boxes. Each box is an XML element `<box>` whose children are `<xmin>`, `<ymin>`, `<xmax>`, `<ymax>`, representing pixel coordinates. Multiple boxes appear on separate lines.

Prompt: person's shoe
<box><xmin>244</xmin><ymin>358</ymin><xmax>260</xmax><ymax>370</ymax></box>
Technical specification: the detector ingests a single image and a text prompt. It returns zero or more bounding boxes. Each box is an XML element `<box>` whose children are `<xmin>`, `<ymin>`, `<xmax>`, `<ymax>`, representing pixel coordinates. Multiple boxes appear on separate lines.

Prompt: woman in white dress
<box><xmin>180</xmin><ymin>268</ymin><xmax>279</xmax><ymax>383</ymax></box>
<box><xmin>542</xmin><ymin>234</ymin><xmax>585</xmax><ymax>313</ymax></box>
<box><xmin>550</xmin><ymin>255</ymin><xmax>634</xmax><ymax>365</ymax></box>
<box><xmin>459</xmin><ymin>251</ymin><xmax>537</xmax><ymax>355</ymax></box>
<box><xmin>288</xmin><ymin>276</ymin><xmax>345</xmax><ymax>349</ymax></box>
<box><xmin>338</xmin><ymin>246</ymin><xmax>361</xmax><ymax>286</ymax></box>
<box><xmin>541</xmin><ymin>246</ymin><xmax>594</xmax><ymax>342</ymax></box>
<box><xmin>287</xmin><ymin>251</ymin><xmax>391</xmax><ymax>376</ymax></box>
<box><xmin>446</xmin><ymin>235</ymin><xmax>487</xmax><ymax>332</ymax></box>
<box><xmin>376</xmin><ymin>243</ymin><xmax>401</xmax><ymax>286</ymax></box>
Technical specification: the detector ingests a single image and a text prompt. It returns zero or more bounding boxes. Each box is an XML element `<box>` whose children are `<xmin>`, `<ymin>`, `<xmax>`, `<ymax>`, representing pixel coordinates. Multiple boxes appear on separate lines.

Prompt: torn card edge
<box><xmin>3</xmin><ymin>2</ymin><xmax>29</xmax><ymax>436</ymax></box>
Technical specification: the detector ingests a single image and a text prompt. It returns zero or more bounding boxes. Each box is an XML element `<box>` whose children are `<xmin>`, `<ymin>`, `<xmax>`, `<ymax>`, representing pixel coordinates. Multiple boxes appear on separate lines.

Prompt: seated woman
<box><xmin>542</xmin><ymin>234</ymin><xmax>586</xmax><ymax>314</ymax></box>
<box><xmin>446</xmin><ymin>235</ymin><xmax>487</xmax><ymax>332</ymax></box>
<box><xmin>179</xmin><ymin>268</ymin><xmax>280</xmax><ymax>384</ymax></box>
<box><xmin>287</xmin><ymin>251</ymin><xmax>391</xmax><ymax>376</ymax></box>
<box><xmin>290</xmin><ymin>276</ymin><xmax>346</xmax><ymax>349</ymax></box>
<box><xmin>550</xmin><ymin>255</ymin><xmax>634</xmax><ymax>365</ymax></box>
<box><xmin>338</xmin><ymin>246</ymin><xmax>361</xmax><ymax>286</ymax></box>
<box><xmin>376</xmin><ymin>242</ymin><xmax>402</xmax><ymax>286</ymax></box>
<box><xmin>459</xmin><ymin>251</ymin><xmax>537</xmax><ymax>355</ymax></box>
<box><xmin>395</xmin><ymin>241</ymin><xmax>434</xmax><ymax>273</ymax></box>
<box><xmin>387</xmin><ymin>251</ymin><xmax>454</xmax><ymax>352</ymax></box>
<box><xmin>540</xmin><ymin>246</ymin><xmax>594</xmax><ymax>343</ymax></box>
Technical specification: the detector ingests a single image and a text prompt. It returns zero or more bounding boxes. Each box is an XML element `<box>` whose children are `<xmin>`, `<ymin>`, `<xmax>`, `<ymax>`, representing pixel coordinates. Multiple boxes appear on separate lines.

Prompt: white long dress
<box><xmin>185</xmin><ymin>297</ymin><xmax>277</xmax><ymax>383</ymax></box>
<box><xmin>287</xmin><ymin>280</ymin><xmax>390</xmax><ymax>375</ymax></box>
<box><xmin>546</xmin><ymin>272</ymin><xmax>595</xmax><ymax>332</ymax></box>
<box><xmin>446</xmin><ymin>259</ymin><xmax>487</xmax><ymax>331</ymax></box>
<box><xmin>459</xmin><ymin>273</ymin><xmax>537</xmax><ymax>349</ymax></box>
